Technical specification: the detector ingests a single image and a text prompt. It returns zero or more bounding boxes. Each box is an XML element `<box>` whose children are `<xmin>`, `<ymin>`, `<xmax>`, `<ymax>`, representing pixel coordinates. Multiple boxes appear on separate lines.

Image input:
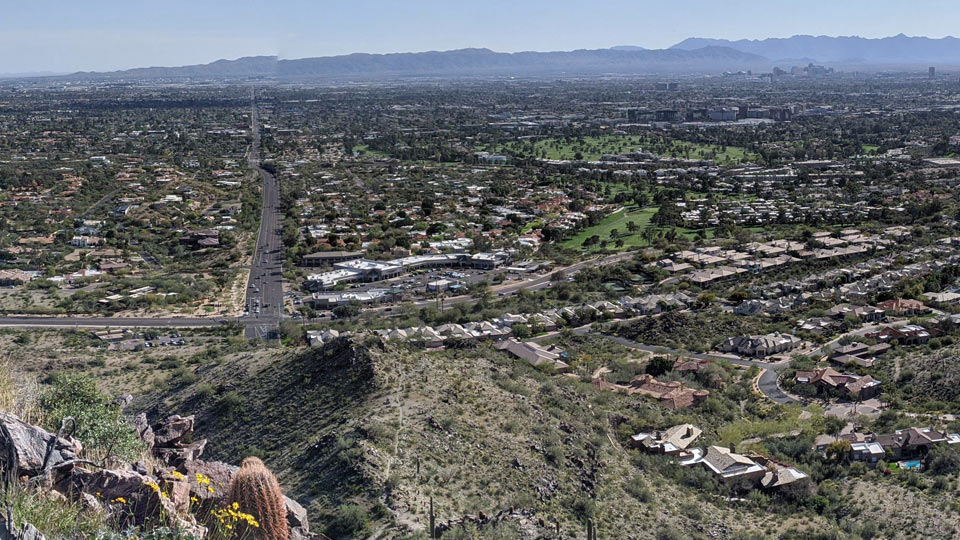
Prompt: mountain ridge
<box><xmin>57</xmin><ymin>46</ymin><xmax>769</xmax><ymax>81</ymax></box>
<box><xmin>671</xmin><ymin>34</ymin><xmax>960</xmax><ymax>64</ymax></box>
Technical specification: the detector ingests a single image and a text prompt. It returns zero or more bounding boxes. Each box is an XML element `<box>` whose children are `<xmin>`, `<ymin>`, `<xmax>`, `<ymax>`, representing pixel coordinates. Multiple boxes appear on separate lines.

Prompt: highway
<box><xmin>0</xmin><ymin>316</ymin><xmax>218</xmax><ymax>329</ymax></box>
<box><xmin>240</xmin><ymin>94</ymin><xmax>286</xmax><ymax>339</ymax></box>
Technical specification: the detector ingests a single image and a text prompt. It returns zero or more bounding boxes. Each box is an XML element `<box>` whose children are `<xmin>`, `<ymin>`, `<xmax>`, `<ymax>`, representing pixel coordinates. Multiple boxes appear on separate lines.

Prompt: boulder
<box><xmin>133</xmin><ymin>413</ymin><xmax>155</xmax><ymax>450</ymax></box>
<box><xmin>19</xmin><ymin>523</ymin><xmax>45</xmax><ymax>540</ymax></box>
<box><xmin>78</xmin><ymin>492</ymin><xmax>102</xmax><ymax>513</ymax></box>
<box><xmin>155</xmin><ymin>439</ymin><xmax>207</xmax><ymax>467</ymax></box>
<box><xmin>0</xmin><ymin>413</ymin><xmax>77</xmax><ymax>478</ymax></box>
<box><xmin>159</xmin><ymin>470</ymin><xmax>194</xmax><ymax>514</ymax></box>
<box><xmin>285</xmin><ymin>495</ymin><xmax>311</xmax><ymax>538</ymax></box>
<box><xmin>68</xmin><ymin>467</ymin><xmax>205</xmax><ymax>536</ymax></box>
<box><xmin>179</xmin><ymin>460</ymin><xmax>237</xmax><ymax>504</ymax></box>
<box><xmin>113</xmin><ymin>394</ymin><xmax>133</xmax><ymax>409</ymax></box>
<box><xmin>152</xmin><ymin>415</ymin><xmax>194</xmax><ymax>447</ymax></box>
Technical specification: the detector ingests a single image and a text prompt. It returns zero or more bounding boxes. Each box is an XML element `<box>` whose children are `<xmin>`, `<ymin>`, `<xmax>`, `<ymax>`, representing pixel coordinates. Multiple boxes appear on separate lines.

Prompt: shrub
<box><xmin>216</xmin><ymin>391</ymin><xmax>245</xmax><ymax>421</ymax></box>
<box><xmin>40</xmin><ymin>373</ymin><xmax>144</xmax><ymax>462</ymax></box>
<box><xmin>326</xmin><ymin>504</ymin><xmax>370</xmax><ymax>539</ymax></box>
<box><xmin>624</xmin><ymin>475</ymin><xmax>652</xmax><ymax>503</ymax></box>
<box><xmin>226</xmin><ymin>457</ymin><xmax>289</xmax><ymax>540</ymax></box>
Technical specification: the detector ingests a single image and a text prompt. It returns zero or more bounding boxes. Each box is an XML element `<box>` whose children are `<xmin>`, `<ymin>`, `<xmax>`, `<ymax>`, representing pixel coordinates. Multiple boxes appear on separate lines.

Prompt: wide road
<box><xmin>0</xmin><ymin>316</ymin><xmax>217</xmax><ymax>329</ymax></box>
<box><xmin>240</xmin><ymin>94</ymin><xmax>285</xmax><ymax>339</ymax></box>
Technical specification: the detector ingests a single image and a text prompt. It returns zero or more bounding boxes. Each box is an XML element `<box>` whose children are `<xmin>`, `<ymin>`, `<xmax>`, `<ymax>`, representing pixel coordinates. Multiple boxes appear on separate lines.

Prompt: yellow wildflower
<box><xmin>207</xmin><ymin>486</ymin><xmax>215</xmax><ymax>493</ymax></box>
<box><xmin>171</xmin><ymin>471</ymin><xmax>185</xmax><ymax>481</ymax></box>
<box><xmin>112</xmin><ymin>497</ymin><xmax>127</xmax><ymax>504</ymax></box>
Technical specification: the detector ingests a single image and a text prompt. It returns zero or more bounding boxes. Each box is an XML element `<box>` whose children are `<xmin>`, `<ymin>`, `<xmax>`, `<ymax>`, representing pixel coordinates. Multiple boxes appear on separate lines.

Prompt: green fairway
<box><xmin>561</xmin><ymin>203</ymin><xmax>767</xmax><ymax>252</ymax></box>
<box><xmin>353</xmin><ymin>144</ymin><xmax>389</xmax><ymax>158</ymax></box>
<box><xmin>561</xmin><ymin>206</ymin><xmax>715</xmax><ymax>252</ymax></box>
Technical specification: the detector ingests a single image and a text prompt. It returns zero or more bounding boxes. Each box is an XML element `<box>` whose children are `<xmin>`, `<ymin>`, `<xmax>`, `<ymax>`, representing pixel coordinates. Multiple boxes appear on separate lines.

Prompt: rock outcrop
<box><xmin>0</xmin><ymin>412</ymin><xmax>315</xmax><ymax>539</ymax></box>
<box><xmin>0</xmin><ymin>413</ymin><xmax>79</xmax><ymax>478</ymax></box>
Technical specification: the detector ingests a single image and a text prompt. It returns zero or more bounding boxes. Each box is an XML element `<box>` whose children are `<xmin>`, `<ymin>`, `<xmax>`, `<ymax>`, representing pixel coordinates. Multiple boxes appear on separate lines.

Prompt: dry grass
<box><xmin>0</xmin><ymin>355</ymin><xmax>44</xmax><ymax>424</ymax></box>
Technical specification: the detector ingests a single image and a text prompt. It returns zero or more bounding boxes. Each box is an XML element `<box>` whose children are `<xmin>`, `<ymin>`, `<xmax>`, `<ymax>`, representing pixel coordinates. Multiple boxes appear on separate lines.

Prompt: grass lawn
<box><xmin>483</xmin><ymin>135</ymin><xmax>757</xmax><ymax>165</ymax></box>
<box><xmin>561</xmin><ymin>204</ymin><xmax>766</xmax><ymax>252</ymax></box>
<box><xmin>861</xmin><ymin>144</ymin><xmax>880</xmax><ymax>154</ymax></box>
<box><xmin>353</xmin><ymin>144</ymin><xmax>389</xmax><ymax>158</ymax></box>
<box><xmin>561</xmin><ymin>205</ymin><xmax>717</xmax><ymax>251</ymax></box>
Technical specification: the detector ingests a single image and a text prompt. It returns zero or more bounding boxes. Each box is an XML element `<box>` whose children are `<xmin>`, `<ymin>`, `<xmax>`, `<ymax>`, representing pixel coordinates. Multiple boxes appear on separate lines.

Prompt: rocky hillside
<box><xmin>137</xmin><ymin>336</ymin><xmax>841</xmax><ymax>539</ymax></box>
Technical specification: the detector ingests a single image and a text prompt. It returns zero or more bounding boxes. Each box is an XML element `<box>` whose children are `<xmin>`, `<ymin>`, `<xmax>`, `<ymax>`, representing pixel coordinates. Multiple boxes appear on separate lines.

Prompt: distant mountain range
<box><xmin>23</xmin><ymin>34</ymin><xmax>960</xmax><ymax>83</ymax></box>
<box><xmin>670</xmin><ymin>34</ymin><xmax>960</xmax><ymax>64</ymax></box>
<box><xmin>62</xmin><ymin>47</ymin><xmax>767</xmax><ymax>81</ymax></box>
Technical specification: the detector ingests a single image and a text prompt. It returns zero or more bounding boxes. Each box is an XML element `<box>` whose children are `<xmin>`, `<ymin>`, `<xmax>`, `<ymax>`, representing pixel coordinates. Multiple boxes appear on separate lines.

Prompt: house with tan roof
<box><xmin>631</xmin><ymin>424</ymin><xmax>702</xmax><ymax>458</ymax></box>
<box><xmin>700</xmin><ymin>446</ymin><xmax>767</xmax><ymax>483</ymax></box>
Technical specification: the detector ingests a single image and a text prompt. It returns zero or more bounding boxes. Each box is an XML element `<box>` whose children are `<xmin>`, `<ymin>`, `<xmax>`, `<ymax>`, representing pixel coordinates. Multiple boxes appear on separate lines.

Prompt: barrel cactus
<box><xmin>226</xmin><ymin>457</ymin><xmax>289</xmax><ymax>540</ymax></box>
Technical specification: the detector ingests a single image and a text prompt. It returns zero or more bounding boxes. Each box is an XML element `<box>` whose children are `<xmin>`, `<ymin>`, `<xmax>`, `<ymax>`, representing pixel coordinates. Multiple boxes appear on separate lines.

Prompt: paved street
<box><xmin>240</xmin><ymin>94</ymin><xmax>285</xmax><ymax>339</ymax></box>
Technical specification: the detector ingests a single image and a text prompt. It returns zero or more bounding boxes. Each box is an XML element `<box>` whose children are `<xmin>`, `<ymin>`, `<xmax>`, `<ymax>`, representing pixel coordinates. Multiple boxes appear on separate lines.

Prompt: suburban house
<box><xmin>495</xmin><ymin>338</ymin><xmax>569</xmax><ymax>372</ymax></box>
<box><xmin>630</xmin><ymin>424</ymin><xmax>702</xmax><ymax>459</ymax></box>
<box><xmin>626</xmin><ymin>375</ymin><xmax>710</xmax><ymax>409</ymax></box>
<box><xmin>794</xmin><ymin>367</ymin><xmax>882</xmax><ymax>400</ymax></box>
<box><xmin>594</xmin><ymin>375</ymin><xmax>708</xmax><ymax>409</ymax></box>
<box><xmin>829</xmin><ymin>341</ymin><xmax>890</xmax><ymax>368</ymax></box>
<box><xmin>700</xmin><ymin>446</ymin><xmax>767</xmax><ymax>483</ymax></box>
<box><xmin>874</xmin><ymin>427</ymin><xmax>958</xmax><ymax>459</ymax></box>
<box><xmin>816</xmin><ymin>426</ymin><xmax>960</xmax><ymax>462</ymax></box>
<box><xmin>850</xmin><ymin>442</ymin><xmax>885</xmax><ymax>465</ymax></box>
<box><xmin>876</xmin><ymin>298</ymin><xmax>930</xmax><ymax>316</ymax></box>
<box><xmin>922</xmin><ymin>291</ymin><xmax>960</xmax><ymax>306</ymax></box>
<box><xmin>864</xmin><ymin>324</ymin><xmax>934</xmax><ymax>345</ymax></box>
<box><xmin>760</xmin><ymin>467</ymin><xmax>810</xmax><ymax>490</ymax></box>
<box><xmin>719</xmin><ymin>333</ymin><xmax>802</xmax><ymax>357</ymax></box>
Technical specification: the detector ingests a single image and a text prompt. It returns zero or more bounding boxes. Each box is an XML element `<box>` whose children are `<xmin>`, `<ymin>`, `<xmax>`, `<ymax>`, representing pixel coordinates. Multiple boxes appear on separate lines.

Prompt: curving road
<box><xmin>600</xmin><ymin>334</ymin><xmax>796</xmax><ymax>404</ymax></box>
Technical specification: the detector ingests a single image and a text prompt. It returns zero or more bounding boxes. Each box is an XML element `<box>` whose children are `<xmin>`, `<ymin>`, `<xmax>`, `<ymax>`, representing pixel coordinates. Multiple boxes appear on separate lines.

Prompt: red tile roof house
<box><xmin>628</xmin><ymin>375</ymin><xmax>710</xmax><ymax>409</ymax></box>
<box><xmin>864</xmin><ymin>324</ymin><xmax>936</xmax><ymax>345</ymax></box>
<box><xmin>876</xmin><ymin>298</ymin><xmax>930</xmax><ymax>316</ymax></box>
<box><xmin>593</xmin><ymin>375</ymin><xmax>709</xmax><ymax>409</ymax></box>
<box><xmin>795</xmin><ymin>368</ymin><xmax>882</xmax><ymax>400</ymax></box>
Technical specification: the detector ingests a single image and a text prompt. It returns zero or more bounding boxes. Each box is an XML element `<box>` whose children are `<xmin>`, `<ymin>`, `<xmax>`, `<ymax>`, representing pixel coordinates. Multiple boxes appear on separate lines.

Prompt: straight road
<box><xmin>240</xmin><ymin>93</ymin><xmax>285</xmax><ymax>339</ymax></box>
<box><xmin>0</xmin><ymin>316</ymin><xmax>217</xmax><ymax>328</ymax></box>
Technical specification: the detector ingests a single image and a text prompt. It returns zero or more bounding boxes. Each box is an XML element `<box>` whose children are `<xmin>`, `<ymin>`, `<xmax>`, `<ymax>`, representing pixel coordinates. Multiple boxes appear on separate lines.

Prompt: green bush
<box><xmin>624</xmin><ymin>474</ymin><xmax>652</xmax><ymax>503</ymax></box>
<box><xmin>40</xmin><ymin>374</ymin><xmax>144</xmax><ymax>462</ymax></box>
<box><xmin>325</xmin><ymin>504</ymin><xmax>370</xmax><ymax>539</ymax></box>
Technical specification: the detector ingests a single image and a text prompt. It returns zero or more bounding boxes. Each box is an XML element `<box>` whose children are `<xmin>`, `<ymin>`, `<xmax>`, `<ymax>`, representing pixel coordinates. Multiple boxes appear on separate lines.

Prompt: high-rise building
<box><xmin>929</xmin><ymin>67</ymin><xmax>936</xmax><ymax>79</ymax></box>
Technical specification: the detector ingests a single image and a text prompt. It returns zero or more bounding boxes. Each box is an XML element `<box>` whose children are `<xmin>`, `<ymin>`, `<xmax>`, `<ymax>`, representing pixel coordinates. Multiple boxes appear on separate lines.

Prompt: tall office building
<box><xmin>929</xmin><ymin>67</ymin><xmax>936</xmax><ymax>79</ymax></box>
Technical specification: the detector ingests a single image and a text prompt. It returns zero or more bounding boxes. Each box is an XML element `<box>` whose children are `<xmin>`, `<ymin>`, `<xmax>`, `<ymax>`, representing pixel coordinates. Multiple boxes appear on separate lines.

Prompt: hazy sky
<box><xmin>3</xmin><ymin>0</ymin><xmax>960</xmax><ymax>73</ymax></box>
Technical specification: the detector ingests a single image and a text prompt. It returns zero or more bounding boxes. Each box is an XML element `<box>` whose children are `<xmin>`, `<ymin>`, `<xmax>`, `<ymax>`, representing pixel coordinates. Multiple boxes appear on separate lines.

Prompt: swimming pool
<box><xmin>900</xmin><ymin>460</ymin><xmax>922</xmax><ymax>470</ymax></box>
